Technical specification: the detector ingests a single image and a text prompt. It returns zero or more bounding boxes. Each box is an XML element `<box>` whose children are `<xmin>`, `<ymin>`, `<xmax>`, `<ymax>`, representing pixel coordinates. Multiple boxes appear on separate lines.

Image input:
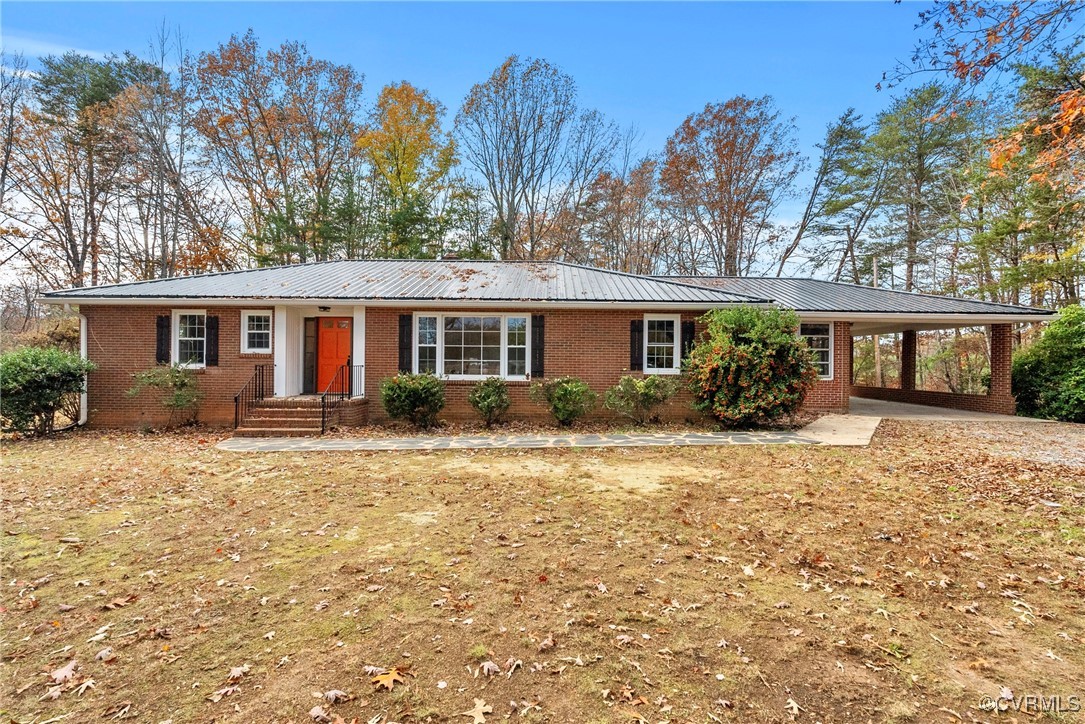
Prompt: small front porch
<box><xmin>233</xmin><ymin>304</ymin><xmax>369</xmax><ymax>434</ymax></box>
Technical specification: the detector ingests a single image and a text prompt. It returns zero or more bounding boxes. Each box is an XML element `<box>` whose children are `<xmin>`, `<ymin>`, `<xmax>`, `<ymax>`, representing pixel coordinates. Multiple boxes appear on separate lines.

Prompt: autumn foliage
<box><xmin>685</xmin><ymin>307</ymin><xmax>818</xmax><ymax>427</ymax></box>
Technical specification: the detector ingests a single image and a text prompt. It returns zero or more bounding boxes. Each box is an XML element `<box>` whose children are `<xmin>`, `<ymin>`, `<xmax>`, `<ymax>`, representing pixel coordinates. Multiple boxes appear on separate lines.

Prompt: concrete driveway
<box><xmin>848</xmin><ymin>396</ymin><xmax>1050</xmax><ymax>422</ymax></box>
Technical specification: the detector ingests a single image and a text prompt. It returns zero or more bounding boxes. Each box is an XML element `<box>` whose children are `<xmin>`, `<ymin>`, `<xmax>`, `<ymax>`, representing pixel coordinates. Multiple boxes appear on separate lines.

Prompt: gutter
<box><xmin>38</xmin><ymin>297</ymin><xmax>772</xmax><ymax>311</ymax></box>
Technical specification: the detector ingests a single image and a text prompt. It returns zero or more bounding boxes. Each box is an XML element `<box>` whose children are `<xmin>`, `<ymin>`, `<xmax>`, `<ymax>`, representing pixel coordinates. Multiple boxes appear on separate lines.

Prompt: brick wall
<box><xmin>82</xmin><ymin>305</ymin><xmax>273</xmax><ymax>428</ymax></box>
<box><xmin>82</xmin><ymin>304</ymin><xmax>853</xmax><ymax>428</ymax></box>
<box><xmin>364</xmin><ymin>308</ymin><xmax>852</xmax><ymax>423</ymax></box>
<box><xmin>363</xmin><ymin>307</ymin><xmax>704</xmax><ymax>424</ymax></box>
<box><xmin>801</xmin><ymin>321</ymin><xmax>852</xmax><ymax>414</ymax></box>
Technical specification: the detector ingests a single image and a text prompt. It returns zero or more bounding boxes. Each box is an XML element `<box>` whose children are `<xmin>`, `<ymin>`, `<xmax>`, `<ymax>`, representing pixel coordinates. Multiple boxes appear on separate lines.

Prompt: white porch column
<box><xmin>352</xmin><ymin>306</ymin><xmax>366</xmax><ymax>398</ymax></box>
<box><xmin>273</xmin><ymin>305</ymin><xmax>288</xmax><ymax>397</ymax></box>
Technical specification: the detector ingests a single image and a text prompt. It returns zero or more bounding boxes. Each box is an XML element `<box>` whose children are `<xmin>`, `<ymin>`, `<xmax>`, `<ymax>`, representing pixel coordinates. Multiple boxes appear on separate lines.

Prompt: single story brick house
<box><xmin>39</xmin><ymin>259</ymin><xmax>1054</xmax><ymax>434</ymax></box>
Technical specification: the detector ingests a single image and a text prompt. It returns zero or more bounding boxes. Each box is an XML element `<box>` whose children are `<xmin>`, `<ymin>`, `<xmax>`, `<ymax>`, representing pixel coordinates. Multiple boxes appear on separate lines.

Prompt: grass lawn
<box><xmin>3</xmin><ymin>420</ymin><xmax>1084</xmax><ymax>723</ymax></box>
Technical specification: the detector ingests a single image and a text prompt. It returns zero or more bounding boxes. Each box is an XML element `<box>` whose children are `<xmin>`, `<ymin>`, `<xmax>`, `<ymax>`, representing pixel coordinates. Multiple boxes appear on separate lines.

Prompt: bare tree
<box><xmin>660</xmin><ymin>96</ymin><xmax>802</xmax><ymax>276</ymax></box>
<box><xmin>0</xmin><ymin>51</ymin><xmax>29</xmax><ymax>209</ymax></box>
<box><xmin>456</xmin><ymin>55</ymin><xmax>616</xmax><ymax>260</ymax></box>
<box><xmin>190</xmin><ymin>31</ymin><xmax>365</xmax><ymax>263</ymax></box>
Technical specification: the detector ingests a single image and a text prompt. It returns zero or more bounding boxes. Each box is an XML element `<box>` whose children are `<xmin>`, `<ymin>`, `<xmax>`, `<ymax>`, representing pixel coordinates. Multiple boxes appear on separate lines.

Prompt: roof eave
<box><xmin>38</xmin><ymin>296</ymin><xmax>770</xmax><ymax>310</ymax></box>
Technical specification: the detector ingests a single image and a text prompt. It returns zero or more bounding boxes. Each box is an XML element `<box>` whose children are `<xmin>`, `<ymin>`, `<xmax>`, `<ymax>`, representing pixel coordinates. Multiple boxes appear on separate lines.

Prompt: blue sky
<box><xmin>2</xmin><ymin>1</ymin><xmax>932</xmax><ymax>205</ymax></box>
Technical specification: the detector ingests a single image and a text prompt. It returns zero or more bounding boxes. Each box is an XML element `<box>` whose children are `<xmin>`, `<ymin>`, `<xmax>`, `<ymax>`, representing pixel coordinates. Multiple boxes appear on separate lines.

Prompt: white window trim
<box><xmin>644</xmin><ymin>313</ymin><xmax>682</xmax><ymax>375</ymax></box>
<box><xmin>799</xmin><ymin>322</ymin><xmax>834</xmax><ymax>380</ymax></box>
<box><xmin>172</xmin><ymin>309</ymin><xmax>207</xmax><ymax>369</ymax></box>
<box><xmin>413</xmin><ymin>312</ymin><xmax>531</xmax><ymax>381</ymax></box>
<box><xmin>240</xmin><ymin>310</ymin><xmax>273</xmax><ymax>354</ymax></box>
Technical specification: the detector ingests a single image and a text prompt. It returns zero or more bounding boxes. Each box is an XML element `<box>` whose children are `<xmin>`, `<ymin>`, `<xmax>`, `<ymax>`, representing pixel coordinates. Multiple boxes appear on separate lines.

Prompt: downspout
<box><xmin>77</xmin><ymin>308</ymin><xmax>88</xmax><ymax>425</ymax></box>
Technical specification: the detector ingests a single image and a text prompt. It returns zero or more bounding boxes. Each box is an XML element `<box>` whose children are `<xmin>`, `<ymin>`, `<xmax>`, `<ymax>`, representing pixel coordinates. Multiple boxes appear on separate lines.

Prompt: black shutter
<box><xmin>155</xmin><ymin>315</ymin><xmax>170</xmax><ymax>364</ymax></box>
<box><xmin>205</xmin><ymin>315</ymin><xmax>219</xmax><ymax>367</ymax></box>
<box><xmin>681</xmin><ymin>320</ymin><xmax>696</xmax><ymax>360</ymax></box>
<box><xmin>629</xmin><ymin>319</ymin><xmax>644</xmax><ymax>371</ymax></box>
<box><xmin>398</xmin><ymin>314</ymin><xmax>413</xmax><ymax>373</ymax></box>
<box><xmin>530</xmin><ymin>315</ymin><xmax>544</xmax><ymax>378</ymax></box>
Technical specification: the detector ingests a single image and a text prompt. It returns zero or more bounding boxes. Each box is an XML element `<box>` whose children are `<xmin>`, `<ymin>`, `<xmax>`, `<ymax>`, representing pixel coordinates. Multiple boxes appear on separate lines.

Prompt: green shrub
<box><xmin>468</xmin><ymin>377</ymin><xmax>511</xmax><ymax>427</ymax></box>
<box><xmin>1012</xmin><ymin>304</ymin><xmax>1085</xmax><ymax>422</ymax></box>
<box><xmin>0</xmin><ymin>346</ymin><xmax>96</xmax><ymax>435</ymax></box>
<box><xmin>685</xmin><ymin>306</ymin><xmax>819</xmax><ymax>427</ymax></box>
<box><xmin>529</xmin><ymin>376</ymin><xmax>597</xmax><ymax>426</ymax></box>
<box><xmin>603</xmin><ymin>374</ymin><xmax>681</xmax><ymax>425</ymax></box>
<box><xmin>127</xmin><ymin>364</ymin><xmax>203</xmax><ymax>427</ymax></box>
<box><xmin>380</xmin><ymin>373</ymin><xmax>445</xmax><ymax>429</ymax></box>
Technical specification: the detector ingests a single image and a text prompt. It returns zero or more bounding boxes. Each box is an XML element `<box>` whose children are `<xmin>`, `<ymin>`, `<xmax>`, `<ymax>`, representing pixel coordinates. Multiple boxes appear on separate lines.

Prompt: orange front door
<box><xmin>316</xmin><ymin>318</ymin><xmax>352</xmax><ymax>393</ymax></box>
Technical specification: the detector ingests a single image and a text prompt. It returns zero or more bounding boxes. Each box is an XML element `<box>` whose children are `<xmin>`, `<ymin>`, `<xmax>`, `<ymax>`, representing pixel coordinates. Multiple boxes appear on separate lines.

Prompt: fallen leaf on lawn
<box><xmin>785</xmin><ymin>698</ymin><xmax>802</xmax><ymax>715</ymax></box>
<box><xmin>228</xmin><ymin>663</ymin><xmax>250</xmax><ymax>681</ymax></box>
<box><xmin>102</xmin><ymin>594</ymin><xmax>137</xmax><ymax>610</ymax></box>
<box><xmin>742</xmin><ymin>565</ymin><xmax>756</xmax><ymax>577</ymax></box>
<box><xmin>371</xmin><ymin>667</ymin><xmax>407</xmax><ymax>691</ymax></box>
<box><xmin>504</xmin><ymin>658</ymin><xmax>523</xmax><ymax>678</ymax></box>
<box><xmin>77</xmin><ymin>678</ymin><xmax>96</xmax><ymax>696</ymax></box>
<box><xmin>39</xmin><ymin>685</ymin><xmax>62</xmax><ymax>701</ymax></box>
<box><xmin>309</xmin><ymin>705</ymin><xmax>331</xmax><ymax>722</ymax></box>
<box><xmin>459</xmin><ymin>698</ymin><xmax>493</xmax><ymax>723</ymax></box>
<box><xmin>206</xmin><ymin>684</ymin><xmax>239</xmax><ymax>702</ymax></box>
<box><xmin>323</xmin><ymin>689</ymin><xmax>353</xmax><ymax>703</ymax></box>
<box><xmin>479</xmin><ymin>660</ymin><xmax>501</xmax><ymax>677</ymax></box>
<box><xmin>103</xmin><ymin>700</ymin><xmax>132</xmax><ymax>719</ymax></box>
<box><xmin>50</xmin><ymin>659</ymin><xmax>77</xmax><ymax>683</ymax></box>
<box><xmin>537</xmin><ymin>633</ymin><xmax>555</xmax><ymax>652</ymax></box>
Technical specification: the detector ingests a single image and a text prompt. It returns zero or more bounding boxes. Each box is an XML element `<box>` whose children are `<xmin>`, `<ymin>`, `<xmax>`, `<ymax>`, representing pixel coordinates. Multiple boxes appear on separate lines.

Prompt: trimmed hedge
<box><xmin>603</xmin><ymin>374</ymin><xmax>681</xmax><ymax>425</ymax></box>
<box><xmin>468</xmin><ymin>377</ymin><xmax>511</xmax><ymax>427</ymax></box>
<box><xmin>529</xmin><ymin>376</ymin><xmax>596</xmax><ymax>426</ymax></box>
<box><xmin>380</xmin><ymin>373</ymin><xmax>445</xmax><ymax>429</ymax></box>
<box><xmin>0</xmin><ymin>346</ymin><xmax>96</xmax><ymax>435</ymax></box>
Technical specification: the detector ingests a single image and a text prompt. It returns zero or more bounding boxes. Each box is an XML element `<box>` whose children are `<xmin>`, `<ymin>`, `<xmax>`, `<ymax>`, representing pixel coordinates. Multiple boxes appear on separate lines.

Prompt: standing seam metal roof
<box><xmin>661</xmin><ymin>276</ymin><xmax>1053</xmax><ymax>316</ymax></box>
<box><xmin>40</xmin><ymin>260</ymin><xmax>770</xmax><ymax>305</ymax></box>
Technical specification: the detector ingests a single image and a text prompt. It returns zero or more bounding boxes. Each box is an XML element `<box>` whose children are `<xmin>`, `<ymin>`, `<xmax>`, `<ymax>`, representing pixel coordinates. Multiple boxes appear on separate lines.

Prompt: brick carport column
<box><xmin>900</xmin><ymin>329</ymin><xmax>917</xmax><ymax>391</ymax></box>
<box><xmin>988</xmin><ymin>324</ymin><xmax>1015</xmax><ymax>413</ymax></box>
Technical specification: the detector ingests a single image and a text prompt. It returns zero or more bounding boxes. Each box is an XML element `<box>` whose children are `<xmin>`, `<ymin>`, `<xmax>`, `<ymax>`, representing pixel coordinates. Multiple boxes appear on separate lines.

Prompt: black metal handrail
<box><xmin>234</xmin><ymin>364</ymin><xmax>273</xmax><ymax>428</ymax></box>
<box><xmin>320</xmin><ymin>363</ymin><xmax>364</xmax><ymax>434</ymax></box>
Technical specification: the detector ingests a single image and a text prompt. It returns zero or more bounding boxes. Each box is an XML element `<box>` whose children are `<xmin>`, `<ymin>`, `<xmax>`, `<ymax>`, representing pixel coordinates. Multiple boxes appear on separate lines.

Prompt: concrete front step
<box><xmin>241</xmin><ymin>416</ymin><xmax>323</xmax><ymax>429</ymax></box>
<box><xmin>247</xmin><ymin>408</ymin><xmax>324</xmax><ymax>419</ymax></box>
<box><xmin>251</xmin><ymin>398</ymin><xmax>323</xmax><ymax>409</ymax></box>
<box><xmin>234</xmin><ymin>426</ymin><xmax>320</xmax><ymax>438</ymax></box>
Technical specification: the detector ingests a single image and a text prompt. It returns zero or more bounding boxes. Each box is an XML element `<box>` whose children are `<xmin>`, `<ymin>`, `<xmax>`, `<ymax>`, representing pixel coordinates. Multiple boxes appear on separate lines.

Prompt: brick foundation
<box><xmin>850</xmin><ymin>385</ymin><xmax>1016</xmax><ymax>415</ymax></box>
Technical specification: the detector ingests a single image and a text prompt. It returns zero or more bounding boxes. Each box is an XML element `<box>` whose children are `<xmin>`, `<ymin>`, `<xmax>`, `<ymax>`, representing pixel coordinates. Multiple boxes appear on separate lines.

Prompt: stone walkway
<box><xmin>217</xmin><ymin>428</ymin><xmax>824</xmax><ymax>452</ymax></box>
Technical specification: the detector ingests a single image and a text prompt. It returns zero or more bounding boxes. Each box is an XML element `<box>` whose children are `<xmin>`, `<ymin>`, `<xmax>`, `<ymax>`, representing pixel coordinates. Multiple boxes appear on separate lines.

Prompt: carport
<box><xmin>665</xmin><ymin>276</ymin><xmax>1057</xmax><ymax>416</ymax></box>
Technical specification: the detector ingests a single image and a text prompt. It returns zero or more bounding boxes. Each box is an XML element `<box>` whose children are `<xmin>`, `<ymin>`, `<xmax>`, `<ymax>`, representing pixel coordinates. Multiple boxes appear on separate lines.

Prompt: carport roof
<box><xmin>661</xmin><ymin>276</ymin><xmax>1053</xmax><ymax>317</ymax></box>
